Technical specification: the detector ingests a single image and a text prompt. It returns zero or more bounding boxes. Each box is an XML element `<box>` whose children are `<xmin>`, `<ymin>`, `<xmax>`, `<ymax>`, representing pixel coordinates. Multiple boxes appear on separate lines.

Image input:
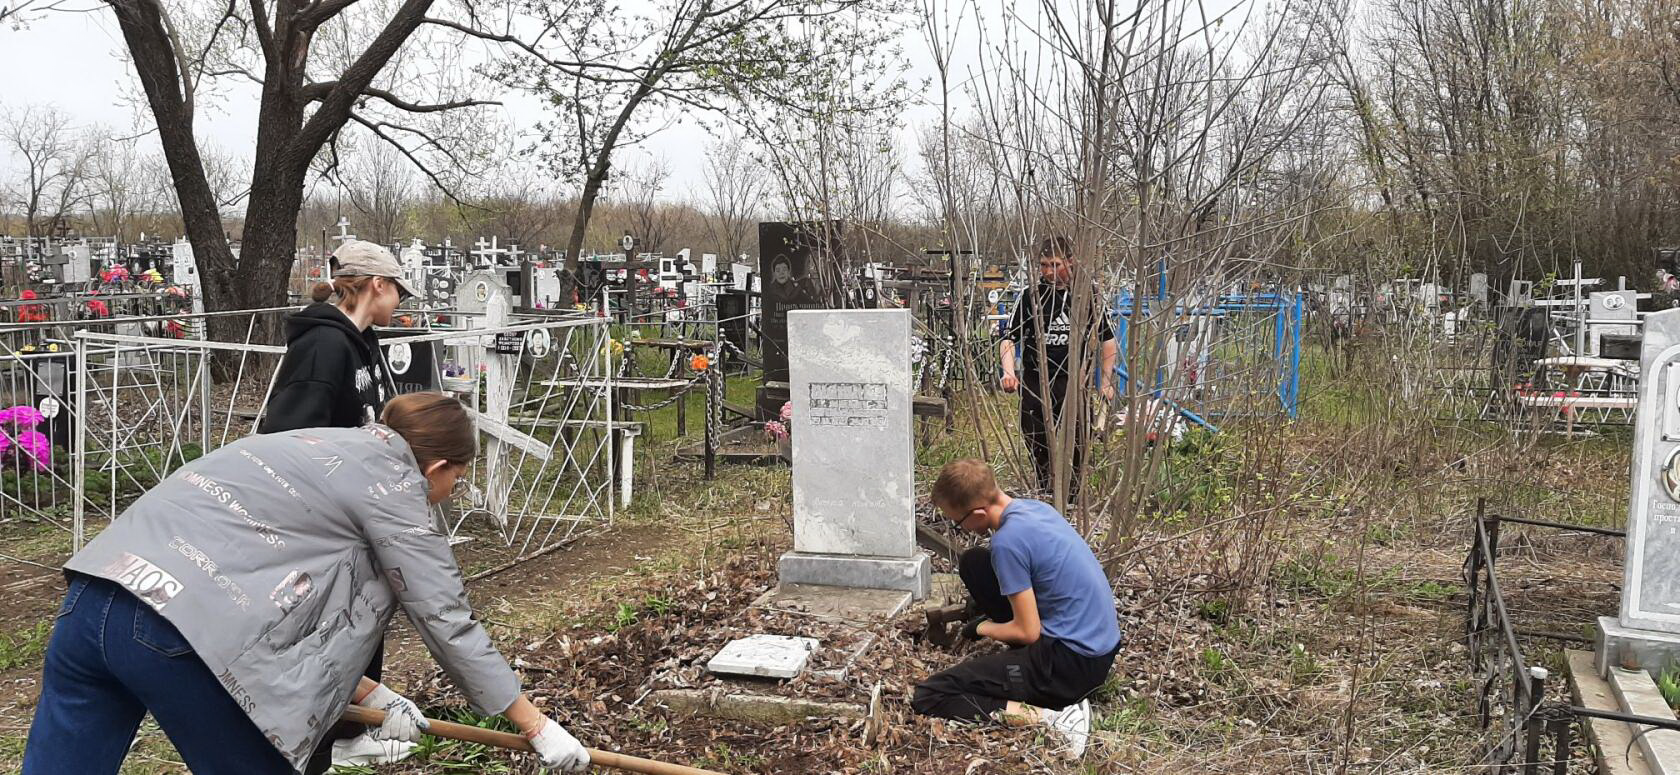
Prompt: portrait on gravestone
<box><xmin>759</xmin><ymin>221</ymin><xmax>842</xmax><ymax>417</ymax></box>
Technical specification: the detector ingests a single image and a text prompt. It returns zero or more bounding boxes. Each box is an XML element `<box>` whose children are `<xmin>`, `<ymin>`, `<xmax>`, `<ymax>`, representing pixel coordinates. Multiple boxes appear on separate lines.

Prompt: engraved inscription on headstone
<box><xmin>808</xmin><ymin>382</ymin><xmax>889</xmax><ymax>427</ymax></box>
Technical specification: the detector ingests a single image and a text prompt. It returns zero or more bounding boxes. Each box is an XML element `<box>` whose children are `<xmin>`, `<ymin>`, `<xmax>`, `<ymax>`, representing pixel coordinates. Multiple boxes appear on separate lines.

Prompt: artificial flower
<box><xmin>14</xmin><ymin>431</ymin><xmax>51</xmax><ymax>471</ymax></box>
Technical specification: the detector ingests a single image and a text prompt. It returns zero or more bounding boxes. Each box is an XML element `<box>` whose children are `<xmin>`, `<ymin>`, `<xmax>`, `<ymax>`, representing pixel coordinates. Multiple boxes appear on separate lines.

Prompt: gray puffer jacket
<box><xmin>64</xmin><ymin>425</ymin><xmax>520</xmax><ymax>772</ymax></box>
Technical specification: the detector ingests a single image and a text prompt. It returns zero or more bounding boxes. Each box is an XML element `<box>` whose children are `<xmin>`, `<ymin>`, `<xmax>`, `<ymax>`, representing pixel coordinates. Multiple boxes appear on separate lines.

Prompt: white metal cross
<box><xmin>332</xmin><ymin>217</ymin><xmax>355</xmax><ymax>244</ymax></box>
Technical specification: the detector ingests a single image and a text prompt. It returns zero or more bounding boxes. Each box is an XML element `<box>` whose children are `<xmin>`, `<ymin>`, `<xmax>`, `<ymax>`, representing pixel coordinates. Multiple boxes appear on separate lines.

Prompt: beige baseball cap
<box><xmin>332</xmin><ymin>240</ymin><xmax>420</xmax><ymax>298</ymax></box>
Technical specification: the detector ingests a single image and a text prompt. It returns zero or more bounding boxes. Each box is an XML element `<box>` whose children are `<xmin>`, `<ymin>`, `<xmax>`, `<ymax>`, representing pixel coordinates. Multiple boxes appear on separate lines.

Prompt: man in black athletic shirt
<box><xmin>999</xmin><ymin>237</ymin><xmax>1117</xmax><ymax>496</ymax></box>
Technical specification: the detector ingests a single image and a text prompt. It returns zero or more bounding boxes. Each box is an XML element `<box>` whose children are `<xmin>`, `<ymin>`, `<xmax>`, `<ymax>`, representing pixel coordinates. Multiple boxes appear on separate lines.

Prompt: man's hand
<box><xmin>359</xmin><ymin>683</ymin><xmax>428</xmax><ymax>743</ymax></box>
<box><xmin>959</xmin><ymin>616</ymin><xmax>988</xmax><ymax>641</ymax></box>
<box><xmin>528</xmin><ymin>718</ymin><xmax>590</xmax><ymax>772</ymax></box>
<box><xmin>1099</xmin><ymin>383</ymin><xmax>1115</xmax><ymax>402</ymax></box>
<box><xmin>1000</xmin><ymin>373</ymin><xmax>1019</xmax><ymax>393</ymax></box>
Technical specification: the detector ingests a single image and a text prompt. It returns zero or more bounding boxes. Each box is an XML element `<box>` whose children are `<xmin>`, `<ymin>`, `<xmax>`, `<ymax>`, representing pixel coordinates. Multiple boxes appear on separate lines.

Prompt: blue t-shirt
<box><xmin>991</xmin><ymin>498</ymin><xmax>1121</xmax><ymax>657</ymax></box>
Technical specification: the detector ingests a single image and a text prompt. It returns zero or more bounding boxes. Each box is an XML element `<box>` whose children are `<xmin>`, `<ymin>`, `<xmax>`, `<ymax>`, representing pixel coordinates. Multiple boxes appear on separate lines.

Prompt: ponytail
<box><xmin>312</xmin><ymin>276</ymin><xmax>378</xmax><ymax>310</ymax></box>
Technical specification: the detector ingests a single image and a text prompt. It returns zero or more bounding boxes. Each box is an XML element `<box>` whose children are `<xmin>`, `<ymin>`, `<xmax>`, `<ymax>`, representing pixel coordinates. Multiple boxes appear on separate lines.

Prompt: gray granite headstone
<box><xmin>778</xmin><ymin>308</ymin><xmax>931</xmax><ymax>599</ymax></box>
<box><xmin>1602</xmin><ymin>309</ymin><xmax>1680</xmax><ymax>676</ymax></box>
<box><xmin>1622</xmin><ymin>308</ymin><xmax>1680</xmax><ymax>632</ymax></box>
<box><xmin>1588</xmin><ymin>291</ymin><xmax>1638</xmax><ymax>357</ymax></box>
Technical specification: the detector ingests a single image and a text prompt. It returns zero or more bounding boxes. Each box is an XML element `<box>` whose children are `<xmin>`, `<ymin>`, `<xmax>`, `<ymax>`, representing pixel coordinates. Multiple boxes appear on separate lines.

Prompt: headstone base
<box><xmin>777</xmin><ymin>551</ymin><xmax>932</xmax><ymax>600</ymax></box>
<box><xmin>755</xmin><ymin>583</ymin><xmax>913</xmax><ymax>622</ymax></box>
<box><xmin>1596</xmin><ymin>616</ymin><xmax>1680</xmax><ymax>678</ymax></box>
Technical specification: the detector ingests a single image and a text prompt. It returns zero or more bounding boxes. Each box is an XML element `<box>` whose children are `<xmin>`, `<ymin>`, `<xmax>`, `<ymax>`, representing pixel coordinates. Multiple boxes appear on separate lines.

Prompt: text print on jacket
<box><xmin>64</xmin><ymin>426</ymin><xmax>520</xmax><ymax>772</ymax></box>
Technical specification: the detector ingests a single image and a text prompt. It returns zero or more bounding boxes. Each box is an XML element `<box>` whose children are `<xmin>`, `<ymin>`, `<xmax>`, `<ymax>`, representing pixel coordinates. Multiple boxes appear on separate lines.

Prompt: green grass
<box><xmin>0</xmin><ymin>620</ymin><xmax>53</xmax><ymax>672</ymax></box>
<box><xmin>1289</xmin><ymin>643</ymin><xmax>1325</xmax><ymax>685</ymax></box>
<box><xmin>1406</xmin><ymin>580</ymin><xmax>1456</xmax><ymax>604</ymax></box>
<box><xmin>1660</xmin><ymin>664</ymin><xmax>1680</xmax><ymax>711</ymax></box>
<box><xmin>1274</xmin><ymin>555</ymin><xmax>1362</xmax><ymax>600</ymax></box>
<box><xmin>694</xmin><ymin>742</ymin><xmax>766</xmax><ymax>769</ymax></box>
<box><xmin>390</xmin><ymin>708</ymin><xmax>521</xmax><ymax>774</ymax></box>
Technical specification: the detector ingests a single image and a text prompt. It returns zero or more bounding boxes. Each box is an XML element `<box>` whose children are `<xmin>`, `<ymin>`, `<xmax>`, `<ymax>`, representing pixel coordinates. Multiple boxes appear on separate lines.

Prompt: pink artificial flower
<box><xmin>0</xmin><ymin>407</ymin><xmax>12</xmax><ymax>426</ymax></box>
<box><xmin>7</xmin><ymin>406</ymin><xmax>45</xmax><ymax>429</ymax></box>
<box><xmin>15</xmin><ymin>431</ymin><xmax>50</xmax><ymax>471</ymax></box>
<box><xmin>779</xmin><ymin>402</ymin><xmax>792</xmax><ymax>422</ymax></box>
<box><xmin>0</xmin><ymin>432</ymin><xmax>10</xmax><ymax>459</ymax></box>
<box><xmin>764</xmin><ymin>420</ymin><xmax>788</xmax><ymax>441</ymax></box>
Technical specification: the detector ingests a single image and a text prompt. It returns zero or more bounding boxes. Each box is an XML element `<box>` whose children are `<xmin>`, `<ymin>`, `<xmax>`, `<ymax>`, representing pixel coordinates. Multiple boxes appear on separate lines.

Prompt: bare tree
<box><xmin>101</xmin><ymin>0</ymin><xmax>500</xmax><ymax>353</ymax></box>
<box><xmin>444</xmin><ymin>0</ymin><xmax>899</xmax><ymax>297</ymax></box>
<box><xmin>700</xmin><ymin>134</ymin><xmax>765</xmax><ymax>261</ymax></box>
<box><xmin>463</xmin><ymin>166</ymin><xmax>570</xmax><ymax>248</ymax></box>
<box><xmin>0</xmin><ymin>0</ymin><xmax>91</xmax><ymax>29</ymax></box>
<box><xmin>86</xmin><ymin>129</ymin><xmax>148</xmax><ymax>240</ymax></box>
<box><xmin>613</xmin><ymin>154</ymin><xmax>675</xmax><ymax>253</ymax></box>
<box><xmin>2</xmin><ymin>105</ymin><xmax>94</xmax><ymax>237</ymax></box>
<box><xmin>340</xmin><ymin>139</ymin><xmax>415</xmax><ymax>244</ymax></box>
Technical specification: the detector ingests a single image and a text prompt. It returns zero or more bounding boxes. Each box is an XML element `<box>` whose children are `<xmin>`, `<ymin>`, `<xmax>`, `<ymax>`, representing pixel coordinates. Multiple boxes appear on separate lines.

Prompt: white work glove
<box><xmin>528</xmin><ymin>717</ymin><xmax>590</xmax><ymax>772</ymax></box>
<box><xmin>360</xmin><ymin>683</ymin><xmax>429</xmax><ymax>743</ymax></box>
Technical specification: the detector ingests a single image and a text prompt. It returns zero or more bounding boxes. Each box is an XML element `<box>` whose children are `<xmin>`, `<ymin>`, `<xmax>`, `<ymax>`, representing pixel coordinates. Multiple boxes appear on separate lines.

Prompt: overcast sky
<box><xmin>0</xmin><ymin>1</ymin><xmax>1256</xmax><ymax>210</ymax></box>
<box><xmin>0</xmin><ymin>6</ymin><xmax>943</xmax><ymax>197</ymax></box>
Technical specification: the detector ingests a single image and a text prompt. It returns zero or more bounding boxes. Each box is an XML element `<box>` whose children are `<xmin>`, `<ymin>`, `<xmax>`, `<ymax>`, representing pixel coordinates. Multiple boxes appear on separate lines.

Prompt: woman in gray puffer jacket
<box><xmin>22</xmin><ymin>393</ymin><xmax>589</xmax><ymax>775</ymax></box>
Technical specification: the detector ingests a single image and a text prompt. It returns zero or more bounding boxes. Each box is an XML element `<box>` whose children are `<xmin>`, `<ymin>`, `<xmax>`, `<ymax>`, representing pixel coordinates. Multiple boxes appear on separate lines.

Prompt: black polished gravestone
<box><xmin>717</xmin><ymin>289</ymin><xmax>751</xmax><ymax>357</ymax></box>
<box><xmin>28</xmin><ymin>353</ymin><xmax>76</xmax><ymax>451</ymax></box>
<box><xmin>757</xmin><ymin>221</ymin><xmax>842</xmax><ymax>418</ymax></box>
<box><xmin>381</xmin><ymin>335</ymin><xmax>438</xmax><ymax>396</ymax></box>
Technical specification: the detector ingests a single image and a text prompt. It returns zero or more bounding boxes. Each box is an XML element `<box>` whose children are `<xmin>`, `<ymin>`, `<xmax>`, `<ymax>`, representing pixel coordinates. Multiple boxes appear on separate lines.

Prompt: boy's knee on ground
<box><xmin>910</xmin><ymin>682</ymin><xmax>939</xmax><ymax>715</ymax></box>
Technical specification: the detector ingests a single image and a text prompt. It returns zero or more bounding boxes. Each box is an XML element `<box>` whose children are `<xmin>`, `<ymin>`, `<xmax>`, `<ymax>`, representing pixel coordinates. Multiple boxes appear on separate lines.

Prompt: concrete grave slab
<box><xmin>1599</xmin><ymin>616</ymin><xmax>1680</xmax><ymax>678</ymax></box>
<box><xmin>1608</xmin><ymin>665</ymin><xmax>1680</xmax><ymax>774</ymax></box>
<box><xmin>706</xmin><ymin>634</ymin><xmax>819</xmax><ymax>679</ymax></box>
<box><xmin>1567</xmin><ymin>649</ymin><xmax>1655</xmax><ymax>775</ymax></box>
<box><xmin>753</xmin><ymin>583</ymin><xmax>912</xmax><ymax>622</ymax></box>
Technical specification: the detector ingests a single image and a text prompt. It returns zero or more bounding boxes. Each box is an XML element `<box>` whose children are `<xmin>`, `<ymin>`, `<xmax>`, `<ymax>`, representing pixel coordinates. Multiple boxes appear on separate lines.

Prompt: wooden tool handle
<box><xmin>341</xmin><ymin>705</ymin><xmax>725</xmax><ymax>775</ymax></box>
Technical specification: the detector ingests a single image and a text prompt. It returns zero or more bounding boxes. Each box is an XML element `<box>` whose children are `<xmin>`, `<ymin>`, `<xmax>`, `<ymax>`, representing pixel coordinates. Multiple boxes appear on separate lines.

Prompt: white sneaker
<box><xmin>1040</xmin><ymin>699</ymin><xmax>1091</xmax><ymax>760</ymax></box>
<box><xmin>330</xmin><ymin>733</ymin><xmax>418</xmax><ymax>768</ymax></box>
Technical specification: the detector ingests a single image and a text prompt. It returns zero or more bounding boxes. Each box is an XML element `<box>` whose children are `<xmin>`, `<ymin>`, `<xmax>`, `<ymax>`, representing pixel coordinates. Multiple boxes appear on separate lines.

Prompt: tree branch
<box><xmin>346</xmin><ymin>110</ymin><xmax>476</xmax><ymax>206</ymax></box>
<box><xmin>294</xmin><ymin>0</ymin><xmax>359</xmax><ymax>32</ymax></box>
<box><xmin>361</xmin><ymin>86</ymin><xmax>499</xmax><ymax>112</ymax></box>
<box><xmin>292</xmin><ymin>0</ymin><xmax>433</xmax><ymax>174</ymax></box>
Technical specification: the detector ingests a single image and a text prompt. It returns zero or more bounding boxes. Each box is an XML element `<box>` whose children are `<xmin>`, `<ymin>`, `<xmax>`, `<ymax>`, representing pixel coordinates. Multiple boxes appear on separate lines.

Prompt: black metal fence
<box><xmin>1464</xmin><ymin>499</ymin><xmax>1588</xmax><ymax>774</ymax></box>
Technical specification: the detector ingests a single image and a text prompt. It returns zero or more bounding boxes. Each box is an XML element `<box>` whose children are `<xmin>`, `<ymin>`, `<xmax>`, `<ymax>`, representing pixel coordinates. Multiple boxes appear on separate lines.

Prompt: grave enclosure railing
<box><xmin>1</xmin><ymin>308</ymin><xmax>618</xmax><ymax>577</ymax></box>
<box><xmin>1464</xmin><ymin>499</ymin><xmax>1680</xmax><ymax>774</ymax></box>
<box><xmin>1464</xmin><ymin>499</ymin><xmax>1578</xmax><ymax>774</ymax></box>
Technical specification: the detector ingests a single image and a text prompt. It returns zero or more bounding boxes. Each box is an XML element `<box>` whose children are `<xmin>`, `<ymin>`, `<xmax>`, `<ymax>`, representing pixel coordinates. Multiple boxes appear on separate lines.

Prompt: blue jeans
<box><xmin>23</xmin><ymin>574</ymin><xmax>292</xmax><ymax>775</ymax></box>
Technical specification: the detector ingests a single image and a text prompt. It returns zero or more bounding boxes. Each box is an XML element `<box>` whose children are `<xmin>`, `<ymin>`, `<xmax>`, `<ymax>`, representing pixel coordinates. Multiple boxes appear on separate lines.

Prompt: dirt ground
<box><xmin>0</xmin><ymin>379</ymin><xmax>1640</xmax><ymax>773</ymax></box>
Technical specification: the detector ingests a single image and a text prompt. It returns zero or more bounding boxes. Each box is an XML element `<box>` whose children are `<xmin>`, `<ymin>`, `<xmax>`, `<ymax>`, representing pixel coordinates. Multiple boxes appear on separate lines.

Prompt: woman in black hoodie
<box><xmin>258</xmin><ymin>239</ymin><xmax>419</xmax><ymax>773</ymax></box>
<box><xmin>260</xmin><ymin>240</ymin><xmax>416</xmax><ymax>434</ymax></box>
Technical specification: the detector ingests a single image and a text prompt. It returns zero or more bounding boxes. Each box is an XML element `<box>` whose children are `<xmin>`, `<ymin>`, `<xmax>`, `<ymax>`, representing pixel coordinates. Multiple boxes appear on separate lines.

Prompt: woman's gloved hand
<box><xmin>360</xmin><ymin>683</ymin><xmax>429</xmax><ymax>743</ymax></box>
<box><xmin>528</xmin><ymin>717</ymin><xmax>590</xmax><ymax>772</ymax></box>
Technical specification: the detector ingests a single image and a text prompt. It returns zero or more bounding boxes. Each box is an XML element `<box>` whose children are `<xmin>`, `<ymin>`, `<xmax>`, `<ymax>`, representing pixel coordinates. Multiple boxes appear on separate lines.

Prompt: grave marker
<box><xmin>758</xmin><ymin>221</ymin><xmax>840</xmax><ymax>418</ymax></box>
<box><xmin>777</xmin><ymin>308</ymin><xmax>931</xmax><ymax>599</ymax></box>
<box><xmin>1601</xmin><ymin>308</ymin><xmax>1680</xmax><ymax>674</ymax></box>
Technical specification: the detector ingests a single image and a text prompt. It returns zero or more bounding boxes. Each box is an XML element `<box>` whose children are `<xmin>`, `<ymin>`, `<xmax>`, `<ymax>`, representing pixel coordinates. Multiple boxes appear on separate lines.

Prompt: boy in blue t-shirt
<box><xmin>911</xmin><ymin>459</ymin><xmax>1120</xmax><ymax>759</ymax></box>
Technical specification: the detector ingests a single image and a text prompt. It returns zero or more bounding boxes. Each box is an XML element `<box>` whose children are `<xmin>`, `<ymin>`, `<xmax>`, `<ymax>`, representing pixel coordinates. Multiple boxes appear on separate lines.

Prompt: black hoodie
<box><xmin>259</xmin><ymin>303</ymin><xmax>395</xmax><ymax>433</ymax></box>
